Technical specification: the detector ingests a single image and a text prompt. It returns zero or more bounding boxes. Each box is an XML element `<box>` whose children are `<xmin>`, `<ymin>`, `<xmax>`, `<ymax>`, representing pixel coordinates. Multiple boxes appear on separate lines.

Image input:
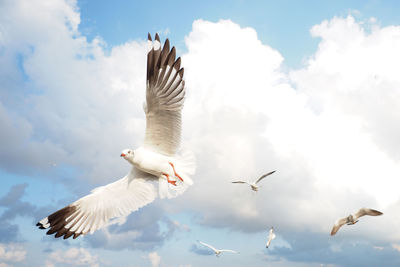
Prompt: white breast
<box><xmin>133</xmin><ymin>147</ymin><xmax>172</xmax><ymax>177</ymax></box>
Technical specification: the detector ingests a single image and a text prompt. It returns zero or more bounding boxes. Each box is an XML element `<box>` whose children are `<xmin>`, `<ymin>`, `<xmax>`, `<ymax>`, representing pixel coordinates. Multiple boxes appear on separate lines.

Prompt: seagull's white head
<box><xmin>120</xmin><ymin>149</ymin><xmax>134</xmax><ymax>164</ymax></box>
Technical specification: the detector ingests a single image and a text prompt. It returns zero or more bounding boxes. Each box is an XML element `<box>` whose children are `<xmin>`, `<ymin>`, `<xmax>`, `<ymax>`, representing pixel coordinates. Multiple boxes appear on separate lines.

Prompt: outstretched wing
<box><xmin>36</xmin><ymin>169</ymin><xmax>157</xmax><ymax>239</ymax></box>
<box><xmin>198</xmin><ymin>241</ymin><xmax>218</xmax><ymax>252</ymax></box>
<box><xmin>330</xmin><ymin>217</ymin><xmax>348</xmax><ymax>236</ymax></box>
<box><xmin>143</xmin><ymin>33</ymin><xmax>185</xmax><ymax>156</ymax></box>
<box><xmin>255</xmin><ymin>170</ymin><xmax>276</xmax><ymax>184</ymax></box>
<box><xmin>219</xmin><ymin>249</ymin><xmax>239</xmax><ymax>254</ymax></box>
<box><xmin>354</xmin><ymin>208</ymin><xmax>383</xmax><ymax>220</ymax></box>
<box><xmin>232</xmin><ymin>181</ymin><xmax>247</xmax><ymax>184</ymax></box>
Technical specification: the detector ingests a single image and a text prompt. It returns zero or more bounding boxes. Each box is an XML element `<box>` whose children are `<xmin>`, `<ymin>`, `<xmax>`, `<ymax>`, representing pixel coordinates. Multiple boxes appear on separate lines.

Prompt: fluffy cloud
<box><xmin>290</xmin><ymin>15</ymin><xmax>400</xmax><ymax>205</ymax></box>
<box><xmin>0</xmin><ymin>0</ymin><xmax>147</xmax><ymax>185</ymax></box>
<box><xmin>0</xmin><ymin>243</ymin><xmax>26</xmax><ymax>264</ymax></box>
<box><xmin>167</xmin><ymin>17</ymin><xmax>400</xmax><ymax>266</ymax></box>
<box><xmin>269</xmin><ymin>231</ymin><xmax>400</xmax><ymax>267</ymax></box>
<box><xmin>147</xmin><ymin>252</ymin><xmax>161</xmax><ymax>267</ymax></box>
<box><xmin>84</xmin><ymin>203</ymin><xmax>180</xmax><ymax>251</ymax></box>
<box><xmin>172</xmin><ymin>16</ymin><xmax>400</xmax><ymax>238</ymax></box>
<box><xmin>45</xmin><ymin>247</ymin><xmax>99</xmax><ymax>267</ymax></box>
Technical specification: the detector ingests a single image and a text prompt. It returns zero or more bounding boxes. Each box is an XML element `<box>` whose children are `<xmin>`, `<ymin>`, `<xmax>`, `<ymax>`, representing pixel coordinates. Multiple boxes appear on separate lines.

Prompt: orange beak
<box><xmin>120</xmin><ymin>153</ymin><xmax>126</xmax><ymax>157</ymax></box>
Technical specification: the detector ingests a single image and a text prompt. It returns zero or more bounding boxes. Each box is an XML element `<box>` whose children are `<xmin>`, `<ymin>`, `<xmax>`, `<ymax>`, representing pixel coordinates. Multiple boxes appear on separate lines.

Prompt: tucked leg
<box><xmin>163</xmin><ymin>173</ymin><xmax>177</xmax><ymax>186</ymax></box>
<box><xmin>169</xmin><ymin>162</ymin><xmax>184</xmax><ymax>181</ymax></box>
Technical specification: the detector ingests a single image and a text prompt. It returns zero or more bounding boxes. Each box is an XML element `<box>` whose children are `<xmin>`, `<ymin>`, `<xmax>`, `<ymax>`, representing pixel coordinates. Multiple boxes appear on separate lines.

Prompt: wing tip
<box><xmin>164</xmin><ymin>38</ymin><xmax>170</xmax><ymax>50</ymax></box>
<box><xmin>330</xmin><ymin>226</ymin><xmax>338</xmax><ymax>236</ymax></box>
<box><xmin>37</xmin><ymin>205</ymin><xmax>79</xmax><ymax>240</ymax></box>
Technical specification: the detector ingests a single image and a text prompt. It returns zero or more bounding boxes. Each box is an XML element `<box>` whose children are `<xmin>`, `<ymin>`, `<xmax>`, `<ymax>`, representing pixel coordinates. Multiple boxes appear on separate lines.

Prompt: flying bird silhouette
<box><xmin>330</xmin><ymin>208</ymin><xmax>383</xmax><ymax>236</ymax></box>
<box><xmin>266</xmin><ymin>227</ymin><xmax>276</xmax><ymax>248</ymax></box>
<box><xmin>36</xmin><ymin>33</ymin><xmax>195</xmax><ymax>239</ymax></box>
<box><xmin>232</xmin><ymin>170</ymin><xmax>276</xmax><ymax>192</ymax></box>
<box><xmin>197</xmin><ymin>241</ymin><xmax>239</xmax><ymax>257</ymax></box>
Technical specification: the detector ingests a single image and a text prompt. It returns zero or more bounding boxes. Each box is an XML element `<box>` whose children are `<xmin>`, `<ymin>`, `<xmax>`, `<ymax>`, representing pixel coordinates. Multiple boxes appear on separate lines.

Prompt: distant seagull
<box><xmin>232</xmin><ymin>171</ymin><xmax>276</xmax><ymax>192</ymax></box>
<box><xmin>197</xmin><ymin>241</ymin><xmax>239</xmax><ymax>257</ymax></box>
<box><xmin>266</xmin><ymin>227</ymin><xmax>276</xmax><ymax>248</ymax></box>
<box><xmin>36</xmin><ymin>33</ymin><xmax>195</xmax><ymax>239</ymax></box>
<box><xmin>330</xmin><ymin>208</ymin><xmax>383</xmax><ymax>236</ymax></box>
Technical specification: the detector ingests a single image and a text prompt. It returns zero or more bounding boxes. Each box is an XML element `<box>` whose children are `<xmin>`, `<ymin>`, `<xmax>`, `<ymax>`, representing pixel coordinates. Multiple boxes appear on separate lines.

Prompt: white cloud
<box><xmin>289</xmin><ymin>15</ymin><xmax>400</xmax><ymax>205</ymax></box>
<box><xmin>0</xmin><ymin>243</ymin><xmax>26</xmax><ymax>263</ymax></box>
<box><xmin>147</xmin><ymin>252</ymin><xmax>161</xmax><ymax>267</ymax></box>
<box><xmin>45</xmin><ymin>247</ymin><xmax>99</xmax><ymax>267</ymax></box>
<box><xmin>0</xmin><ymin>0</ymin><xmax>148</xmax><ymax>185</ymax></box>
<box><xmin>291</xmin><ymin>15</ymin><xmax>400</xmax><ymax>162</ymax></box>
<box><xmin>172</xmin><ymin>16</ymin><xmax>400</xmax><ymax>240</ymax></box>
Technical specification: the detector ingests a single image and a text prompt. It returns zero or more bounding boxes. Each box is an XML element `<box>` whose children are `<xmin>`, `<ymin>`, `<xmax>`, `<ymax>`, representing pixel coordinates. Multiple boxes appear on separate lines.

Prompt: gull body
<box><xmin>198</xmin><ymin>241</ymin><xmax>239</xmax><ymax>257</ymax></box>
<box><xmin>36</xmin><ymin>33</ymin><xmax>194</xmax><ymax>240</ymax></box>
<box><xmin>232</xmin><ymin>170</ymin><xmax>276</xmax><ymax>192</ymax></box>
<box><xmin>122</xmin><ymin>147</ymin><xmax>175</xmax><ymax>178</ymax></box>
<box><xmin>330</xmin><ymin>208</ymin><xmax>383</xmax><ymax>236</ymax></box>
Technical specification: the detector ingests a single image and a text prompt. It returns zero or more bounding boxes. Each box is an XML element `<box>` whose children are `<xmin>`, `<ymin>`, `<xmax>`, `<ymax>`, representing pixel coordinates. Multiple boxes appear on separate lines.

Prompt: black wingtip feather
<box><xmin>55</xmin><ymin>227</ymin><xmax>68</xmax><ymax>238</ymax></box>
<box><xmin>73</xmin><ymin>233</ymin><xmax>82</xmax><ymax>239</ymax></box>
<box><xmin>64</xmin><ymin>231</ymin><xmax>74</xmax><ymax>239</ymax></box>
<box><xmin>164</xmin><ymin>39</ymin><xmax>170</xmax><ymax>51</ymax></box>
<box><xmin>37</xmin><ymin>205</ymin><xmax>78</xmax><ymax>240</ymax></box>
<box><xmin>148</xmin><ymin>33</ymin><xmax>152</xmax><ymax>41</ymax></box>
<box><xmin>174</xmin><ymin>57</ymin><xmax>181</xmax><ymax>70</ymax></box>
<box><xmin>167</xmin><ymin>47</ymin><xmax>176</xmax><ymax>65</ymax></box>
<box><xmin>155</xmin><ymin>33</ymin><xmax>160</xmax><ymax>41</ymax></box>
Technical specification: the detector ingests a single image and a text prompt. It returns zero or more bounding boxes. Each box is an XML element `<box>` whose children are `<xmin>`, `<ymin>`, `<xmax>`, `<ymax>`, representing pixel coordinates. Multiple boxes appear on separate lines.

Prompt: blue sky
<box><xmin>78</xmin><ymin>0</ymin><xmax>400</xmax><ymax>68</ymax></box>
<box><xmin>2</xmin><ymin>0</ymin><xmax>400</xmax><ymax>267</ymax></box>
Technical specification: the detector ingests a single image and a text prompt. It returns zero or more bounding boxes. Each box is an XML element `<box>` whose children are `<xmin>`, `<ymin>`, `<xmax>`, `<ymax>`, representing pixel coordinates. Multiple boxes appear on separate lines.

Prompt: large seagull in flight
<box><xmin>36</xmin><ymin>33</ymin><xmax>195</xmax><ymax>239</ymax></box>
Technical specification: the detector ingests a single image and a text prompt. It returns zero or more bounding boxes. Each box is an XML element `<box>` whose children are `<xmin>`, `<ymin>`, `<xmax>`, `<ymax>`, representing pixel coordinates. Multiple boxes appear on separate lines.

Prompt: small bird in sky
<box><xmin>36</xmin><ymin>33</ymin><xmax>194</xmax><ymax>239</ymax></box>
<box><xmin>266</xmin><ymin>227</ymin><xmax>276</xmax><ymax>248</ymax></box>
<box><xmin>330</xmin><ymin>208</ymin><xmax>383</xmax><ymax>236</ymax></box>
<box><xmin>197</xmin><ymin>240</ymin><xmax>239</xmax><ymax>257</ymax></box>
<box><xmin>232</xmin><ymin>170</ymin><xmax>276</xmax><ymax>192</ymax></box>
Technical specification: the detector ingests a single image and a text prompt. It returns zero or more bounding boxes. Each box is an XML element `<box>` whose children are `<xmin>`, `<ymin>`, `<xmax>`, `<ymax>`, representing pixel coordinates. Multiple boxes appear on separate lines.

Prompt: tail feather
<box><xmin>159</xmin><ymin>150</ymin><xmax>195</xmax><ymax>199</ymax></box>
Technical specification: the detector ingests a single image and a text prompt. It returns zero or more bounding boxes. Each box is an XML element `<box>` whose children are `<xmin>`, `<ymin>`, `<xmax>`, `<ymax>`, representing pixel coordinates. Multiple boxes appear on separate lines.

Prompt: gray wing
<box><xmin>143</xmin><ymin>33</ymin><xmax>185</xmax><ymax>156</ymax></box>
<box><xmin>255</xmin><ymin>170</ymin><xmax>276</xmax><ymax>184</ymax></box>
<box><xmin>232</xmin><ymin>181</ymin><xmax>247</xmax><ymax>184</ymax></box>
<box><xmin>330</xmin><ymin>217</ymin><xmax>348</xmax><ymax>236</ymax></box>
<box><xmin>354</xmin><ymin>208</ymin><xmax>383</xmax><ymax>220</ymax></box>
